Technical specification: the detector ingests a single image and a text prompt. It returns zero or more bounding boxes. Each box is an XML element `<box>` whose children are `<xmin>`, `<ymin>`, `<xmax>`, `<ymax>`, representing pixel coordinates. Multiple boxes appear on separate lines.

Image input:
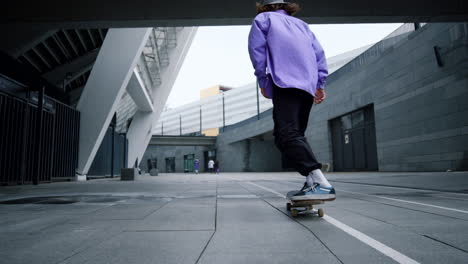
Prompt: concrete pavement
<box><xmin>1</xmin><ymin>172</ymin><xmax>467</xmax><ymax>263</ymax></box>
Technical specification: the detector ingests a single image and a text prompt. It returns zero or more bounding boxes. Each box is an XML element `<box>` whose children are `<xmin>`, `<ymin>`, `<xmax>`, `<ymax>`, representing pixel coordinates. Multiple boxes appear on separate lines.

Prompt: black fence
<box><xmin>52</xmin><ymin>102</ymin><xmax>81</xmax><ymax>181</ymax></box>
<box><xmin>0</xmin><ymin>91</ymin><xmax>80</xmax><ymax>185</ymax></box>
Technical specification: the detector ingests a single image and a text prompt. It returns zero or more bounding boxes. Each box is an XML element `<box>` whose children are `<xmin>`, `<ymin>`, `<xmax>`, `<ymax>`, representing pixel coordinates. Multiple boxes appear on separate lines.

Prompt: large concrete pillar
<box><xmin>126</xmin><ymin>27</ymin><xmax>198</xmax><ymax>168</ymax></box>
<box><xmin>126</xmin><ymin>110</ymin><xmax>154</xmax><ymax>168</ymax></box>
<box><xmin>76</xmin><ymin>28</ymin><xmax>151</xmax><ymax>179</ymax></box>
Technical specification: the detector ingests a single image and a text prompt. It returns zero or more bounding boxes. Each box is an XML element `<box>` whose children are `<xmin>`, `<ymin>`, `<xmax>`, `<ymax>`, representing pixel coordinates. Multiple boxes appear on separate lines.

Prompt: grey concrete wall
<box><xmin>217</xmin><ymin>23</ymin><xmax>468</xmax><ymax>172</ymax></box>
<box><xmin>141</xmin><ymin>145</ymin><xmax>212</xmax><ymax>173</ymax></box>
<box><xmin>314</xmin><ymin>22</ymin><xmax>468</xmax><ymax>172</ymax></box>
<box><xmin>217</xmin><ymin>133</ymin><xmax>283</xmax><ymax>172</ymax></box>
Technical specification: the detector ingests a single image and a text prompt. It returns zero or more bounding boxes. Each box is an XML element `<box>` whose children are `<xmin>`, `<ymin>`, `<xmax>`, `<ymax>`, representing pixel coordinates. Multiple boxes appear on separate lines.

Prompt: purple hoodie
<box><xmin>248</xmin><ymin>9</ymin><xmax>328</xmax><ymax>98</ymax></box>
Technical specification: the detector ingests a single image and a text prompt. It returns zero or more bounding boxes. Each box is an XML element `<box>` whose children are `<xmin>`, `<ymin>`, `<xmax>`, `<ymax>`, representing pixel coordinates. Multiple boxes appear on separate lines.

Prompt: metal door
<box><xmin>165</xmin><ymin>157</ymin><xmax>175</xmax><ymax>173</ymax></box>
<box><xmin>330</xmin><ymin>105</ymin><xmax>378</xmax><ymax>171</ymax></box>
<box><xmin>184</xmin><ymin>154</ymin><xmax>195</xmax><ymax>172</ymax></box>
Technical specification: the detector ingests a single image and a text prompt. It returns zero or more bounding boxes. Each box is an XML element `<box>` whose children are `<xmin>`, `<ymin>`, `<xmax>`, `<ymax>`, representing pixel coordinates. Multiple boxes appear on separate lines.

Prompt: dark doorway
<box><xmin>204</xmin><ymin>150</ymin><xmax>216</xmax><ymax>172</ymax></box>
<box><xmin>165</xmin><ymin>157</ymin><xmax>175</xmax><ymax>173</ymax></box>
<box><xmin>330</xmin><ymin>105</ymin><xmax>378</xmax><ymax>171</ymax></box>
<box><xmin>147</xmin><ymin>157</ymin><xmax>157</xmax><ymax>172</ymax></box>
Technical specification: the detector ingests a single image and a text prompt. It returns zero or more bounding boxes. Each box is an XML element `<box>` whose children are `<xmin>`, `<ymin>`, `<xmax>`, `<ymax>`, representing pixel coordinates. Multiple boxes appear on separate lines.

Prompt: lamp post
<box><xmin>222</xmin><ymin>92</ymin><xmax>226</xmax><ymax>132</ymax></box>
<box><xmin>200</xmin><ymin>106</ymin><xmax>202</xmax><ymax>134</ymax></box>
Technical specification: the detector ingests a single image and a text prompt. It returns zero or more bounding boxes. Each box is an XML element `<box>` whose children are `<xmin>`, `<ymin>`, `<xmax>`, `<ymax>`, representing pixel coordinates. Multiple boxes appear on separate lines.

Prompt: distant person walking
<box><xmin>214</xmin><ymin>160</ymin><xmax>220</xmax><ymax>174</ymax></box>
<box><xmin>208</xmin><ymin>159</ymin><xmax>215</xmax><ymax>173</ymax></box>
<box><xmin>248</xmin><ymin>0</ymin><xmax>335</xmax><ymax>201</ymax></box>
<box><xmin>194</xmin><ymin>159</ymin><xmax>200</xmax><ymax>174</ymax></box>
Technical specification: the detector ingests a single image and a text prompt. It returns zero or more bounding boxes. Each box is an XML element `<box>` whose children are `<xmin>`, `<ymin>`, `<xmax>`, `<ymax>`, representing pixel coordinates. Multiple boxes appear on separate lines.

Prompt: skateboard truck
<box><xmin>286</xmin><ymin>200</ymin><xmax>325</xmax><ymax>217</ymax></box>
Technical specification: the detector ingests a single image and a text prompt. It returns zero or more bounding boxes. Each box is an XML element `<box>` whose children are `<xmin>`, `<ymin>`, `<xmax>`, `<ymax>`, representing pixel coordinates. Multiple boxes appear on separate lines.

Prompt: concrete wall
<box><xmin>217</xmin><ymin>23</ymin><xmax>468</xmax><ymax>172</ymax></box>
<box><xmin>216</xmin><ymin>133</ymin><xmax>283</xmax><ymax>172</ymax></box>
<box><xmin>141</xmin><ymin>145</ymin><xmax>212</xmax><ymax>173</ymax></box>
<box><xmin>314</xmin><ymin>22</ymin><xmax>468</xmax><ymax>172</ymax></box>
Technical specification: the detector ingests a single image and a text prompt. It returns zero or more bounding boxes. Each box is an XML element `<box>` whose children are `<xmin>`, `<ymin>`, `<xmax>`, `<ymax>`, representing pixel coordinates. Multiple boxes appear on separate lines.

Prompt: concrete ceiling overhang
<box><xmin>2</xmin><ymin>0</ymin><xmax>467</xmax><ymax>28</ymax></box>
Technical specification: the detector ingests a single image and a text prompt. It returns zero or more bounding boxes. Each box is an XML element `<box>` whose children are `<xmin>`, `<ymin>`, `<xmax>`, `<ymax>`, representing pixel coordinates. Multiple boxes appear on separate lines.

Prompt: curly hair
<box><xmin>256</xmin><ymin>2</ymin><xmax>301</xmax><ymax>16</ymax></box>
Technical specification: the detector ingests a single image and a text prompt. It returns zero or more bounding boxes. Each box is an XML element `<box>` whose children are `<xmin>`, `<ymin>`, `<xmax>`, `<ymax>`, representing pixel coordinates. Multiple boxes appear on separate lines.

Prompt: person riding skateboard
<box><xmin>248</xmin><ymin>0</ymin><xmax>336</xmax><ymax>201</ymax></box>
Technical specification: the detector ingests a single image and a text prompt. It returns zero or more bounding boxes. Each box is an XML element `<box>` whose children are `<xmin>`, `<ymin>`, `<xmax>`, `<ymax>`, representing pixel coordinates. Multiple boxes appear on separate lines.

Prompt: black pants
<box><xmin>272</xmin><ymin>85</ymin><xmax>322</xmax><ymax>176</ymax></box>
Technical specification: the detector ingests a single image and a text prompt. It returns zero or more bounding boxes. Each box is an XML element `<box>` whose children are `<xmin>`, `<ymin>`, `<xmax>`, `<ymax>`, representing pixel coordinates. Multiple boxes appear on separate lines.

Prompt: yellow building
<box><xmin>200</xmin><ymin>85</ymin><xmax>231</xmax><ymax>136</ymax></box>
<box><xmin>200</xmin><ymin>85</ymin><xmax>221</xmax><ymax>99</ymax></box>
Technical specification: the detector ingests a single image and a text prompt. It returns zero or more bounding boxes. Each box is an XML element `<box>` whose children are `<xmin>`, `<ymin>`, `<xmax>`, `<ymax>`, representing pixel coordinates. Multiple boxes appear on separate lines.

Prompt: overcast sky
<box><xmin>167</xmin><ymin>23</ymin><xmax>402</xmax><ymax>108</ymax></box>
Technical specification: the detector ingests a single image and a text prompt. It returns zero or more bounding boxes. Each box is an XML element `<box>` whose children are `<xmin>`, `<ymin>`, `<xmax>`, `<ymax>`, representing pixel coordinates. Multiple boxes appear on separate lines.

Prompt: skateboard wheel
<box><xmin>286</xmin><ymin>203</ymin><xmax>291</xmax><ymax>211</ymax></box>
<box><xmin>318</xmin><ymin>208</ymin><xmax>324</xmax><ymax>217</ymax></box>
<box><xmin>291</xmin><ymin>210</ymin><xmax>299</xmax><ymax>217</ymax></box>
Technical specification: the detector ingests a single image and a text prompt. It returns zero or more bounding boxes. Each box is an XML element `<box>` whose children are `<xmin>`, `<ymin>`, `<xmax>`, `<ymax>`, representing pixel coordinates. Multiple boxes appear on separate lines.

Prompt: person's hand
<box><xmin>314</xmin><ymin>88</ymin><xmax>326</xmax><ymax>104</ymax></box>
<box><xmin>260</xmin><ymin>88</ymin><xmax>270</xmax><ymax>99</ymax></box>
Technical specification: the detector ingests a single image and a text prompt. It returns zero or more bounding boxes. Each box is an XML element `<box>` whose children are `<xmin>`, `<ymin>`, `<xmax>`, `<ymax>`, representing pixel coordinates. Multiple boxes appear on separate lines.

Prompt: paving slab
<box><xmin>60</xmin><ymin>231</ymin><xmax>213</xmax><ymax>264</ymax></box>
<box><xmin>328</xmin><ymin>192</ymin><xmax>468</xmax><ymax>253</ymax></box>
<box><xmin>199</xmin><ymin>197</ymin><xmax>341</xmax><ymax>264</ymax></box>
<box><xmin>1</xmin><ymin>172</ymin><xmax>468</xmax><ymax>264</ymax></box>
<box><xmin>84</xmin><ymin>203</ymin><xmax>167</xmax><ymax>220</ymax></box>
<box><xmin>0</xmin><ymin>222</ymin><xmax>123</xmax><ymax>264</ymax></box>
<box><xmin>327</xmin><ymin>171</ymin><xmax>468</xmax><ymax>193</ymax></box>
<box><xmin>323</xmin><ymin>206</ymin><xmax>468</xmax><ymax>263</ymax></box>
<box><xmin>263</xmin><ymin>198</ymin><xmax>396</xmax><ymax>264</ymax></box>
<box><xmin>126</xmin><ymin>198</ymin><xmax>216</xmax><ymax>231</ymax></box>
<box><xmin>0</xmin><ymin>211</ymin><xmax>72</xmax><ymax>233</ymax></box>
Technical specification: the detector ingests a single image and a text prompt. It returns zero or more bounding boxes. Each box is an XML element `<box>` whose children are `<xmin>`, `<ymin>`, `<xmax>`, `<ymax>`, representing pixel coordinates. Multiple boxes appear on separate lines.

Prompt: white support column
<box><xmin>76</xmin><ymin>28</ymin><xmax>151</xmax><ymax>179</ymax></box>
<box><xmin>126</xmin><ymin>27</ymin><xmax>198</xmax><ymax>168</ymax></box>
<box><xmin>126</xmin><ymin>110</ymin><xmax>154</xmax><ymax>168</ymax></box>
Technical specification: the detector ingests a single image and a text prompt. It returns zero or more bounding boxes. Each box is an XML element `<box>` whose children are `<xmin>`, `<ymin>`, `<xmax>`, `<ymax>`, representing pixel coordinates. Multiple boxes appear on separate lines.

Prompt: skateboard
<box><xmin>286</xmin><ymin>190</ymin><xmax>325</xmax><ymax>217</ymax></box>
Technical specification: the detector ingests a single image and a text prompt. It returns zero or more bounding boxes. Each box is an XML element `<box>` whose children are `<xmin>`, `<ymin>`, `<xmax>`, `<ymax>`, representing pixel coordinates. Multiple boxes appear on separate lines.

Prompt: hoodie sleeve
<box><xmin>248</xmin><ymin>14</ymin><xmax>270</xmax><ymax>89</ymax></box>
<box><xmin>309</xmin><ymin>30</ymin><xmax>328</xmax><ymax>89</ymax></box>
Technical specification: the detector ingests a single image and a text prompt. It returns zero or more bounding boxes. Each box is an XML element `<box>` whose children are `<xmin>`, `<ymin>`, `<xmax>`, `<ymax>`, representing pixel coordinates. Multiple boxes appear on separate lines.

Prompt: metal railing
<box><xmin>0</xmin><ymin>90</ymin><xmax>80</xmax><ymax>185</ymax></box>
<box><xmin>117</xmin><ymin>27</ymin><xmax>184</xmax><ymax>134</ymax></box>
<box><xmin>154</xmin><ymin>82</ymin><xmax>273</xmax><ymax>136</ymax></box>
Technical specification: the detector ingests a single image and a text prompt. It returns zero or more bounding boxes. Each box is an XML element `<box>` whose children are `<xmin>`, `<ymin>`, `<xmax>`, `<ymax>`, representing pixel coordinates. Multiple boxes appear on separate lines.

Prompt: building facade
<box><xmin>140</xmin><ymin>136</ymin><xmax>216</xmax><ymax>173</ymax></box>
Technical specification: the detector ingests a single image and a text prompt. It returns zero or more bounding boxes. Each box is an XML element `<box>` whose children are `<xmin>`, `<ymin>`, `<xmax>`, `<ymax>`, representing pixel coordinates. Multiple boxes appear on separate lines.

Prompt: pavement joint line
<box><xmin>54</xmin><ymin>228</ymin><xmax>125</xmax><ymax>264</ymax></box>
<box><xmin>281</xmin><ymin>181</ymin><xmax>468</xmax><ymax>218</ymax></box>
<box><xmin>331</xmin><ymin>180</ymin><xmax>468</xmax><ymax>196</ymax></box>
<box><xmin>335</xmin><ymin>200</ymin><xmax>468</xmax><ymax>249</ymax></box>
<box><xmin>335</xmin><ymin>192</ymin><xmax>468</xmax><ymax>222</ymax></box>
<box><xmin>288</xmin><ymin>179</ymin><xmax>468</xmax><ymax>197</ymax></box>
<box><xmin>422</xmin><ymin>234</ymin><xmax>468</xmax><ymax>254</ymax></box>
<box><xmin>123</xmin><ymin>229</ymin><xmax>215</xmax><ymax>232</ymax></box>
<box><xmin>434</xmin><ymin>195</ymin><xmax>468</xmax><ymax>201</ymax></box>
<box><xmin>194</xmin><ymin>178</ymin><xmax>218</xmax><ymax>264</ymax></box>
<box><xmin>244</xmin><ymin>179</ymin><xmax>421</xmax><ymax>264</ymax></box>
<box><xmin>139</xmin><ymin>200</ymin><xmax>172</xmax><ymax>219</ymax></box>
<box><xmin>259</xmin><ymin>197</ymin><xmax>345</xmax><ymax>264</ymax></box>
<box><xmin>265</xmin><ymin>177</ymin><xmax>468</xmax><ymax>197</ymax></box>
<box><xmin>339</xmin><ymin>189</ymin><xmax>468</xmax><ymax>214</ymax></box>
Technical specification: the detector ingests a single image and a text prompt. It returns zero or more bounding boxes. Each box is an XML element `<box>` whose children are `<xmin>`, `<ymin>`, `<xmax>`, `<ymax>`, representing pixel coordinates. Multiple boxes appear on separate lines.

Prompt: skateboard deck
<box><xmin>286</xmin><ymin>190</ymin><xmax>325</xmax><ymax>217</ymax></box>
